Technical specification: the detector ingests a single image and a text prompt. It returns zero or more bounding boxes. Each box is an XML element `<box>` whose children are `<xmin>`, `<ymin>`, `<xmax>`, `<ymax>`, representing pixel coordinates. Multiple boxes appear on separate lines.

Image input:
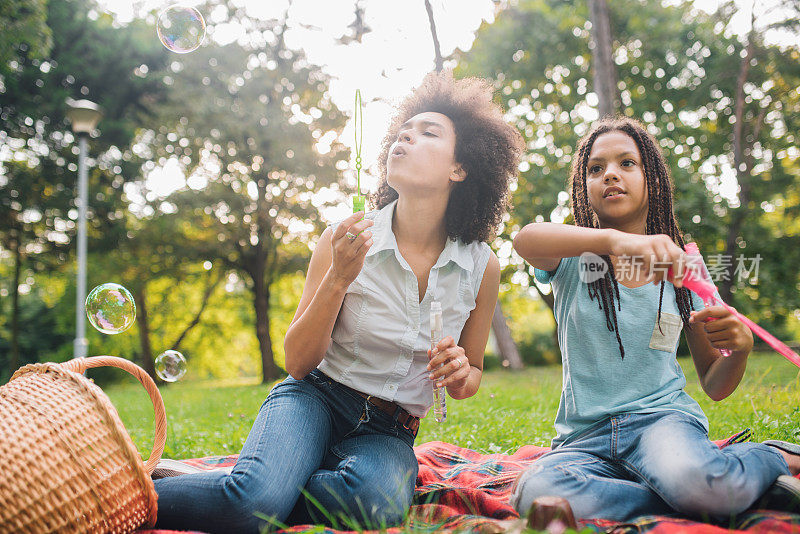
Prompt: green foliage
<box><xmin>269</xmin><ymin>272</ymin><xmax>306</xmax><ymax>370</ymax></box>
<box><xmin>496</xmin><ymin>286</ymin><xmax>559</xmax><ymax>367</ymax></box>
<box><xmin>0</xmin><ymin>283</ymin><xmax>72</xmax><ymax>381</ymax></box>
<box><xmin>0</xmin><ymin>0</ymin><xmax>52</xmax><ymax>73</ymax></box>
<box><xmin>4</xmin><ymin>0</ymin><xmax>800</xmax><ymax>387</ymax></box>
<box><xmin>1</xmin><ymin>0</ymin><xmax>342</xmax><ymax>381</ymax></box>
<box><xmin>457</xmin><ymin>0</ymin><xmax>800</xmax><ymax>336</ymax></box>
<box><xmin>86</xmin><ymin>267</ymin><xmax>260</xmax><ymax>379</ymax></box>
<box><xmin>1</xmin><ymin>0</ymin><xmax>169</xmax><ymax>147</ymax></box>
<box><xmin>132</xmin><ymin>9</ymin><xmax>349</xmax><ymax>379</ymax></box>
<box><xmin>0</xmin><ymin>0</ymin><xmax>172</xmax><ymax>375</ymax></box>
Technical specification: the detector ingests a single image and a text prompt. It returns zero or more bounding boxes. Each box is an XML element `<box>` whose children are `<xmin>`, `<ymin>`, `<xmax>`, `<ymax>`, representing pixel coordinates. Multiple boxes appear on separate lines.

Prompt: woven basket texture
<box><xmin>0</xmin><ymin>362</ymin><xmax>158</xmax><ymax>533</ymax></box>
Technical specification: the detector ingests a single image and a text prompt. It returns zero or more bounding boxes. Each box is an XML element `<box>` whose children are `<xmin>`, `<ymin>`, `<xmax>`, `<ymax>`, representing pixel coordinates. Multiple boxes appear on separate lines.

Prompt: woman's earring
<box><xmin>451</xmin><ymin>166</ymin><xmax>466</xmax><ymax>183</ymax></box>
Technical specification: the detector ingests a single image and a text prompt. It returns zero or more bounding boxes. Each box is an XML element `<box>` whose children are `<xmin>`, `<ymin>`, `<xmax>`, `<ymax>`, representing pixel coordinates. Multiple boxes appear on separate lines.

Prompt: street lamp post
<box><xmin>65</xmin><ymin>98</ymin><xmax>102</xmax><ymax>360</ymax></box>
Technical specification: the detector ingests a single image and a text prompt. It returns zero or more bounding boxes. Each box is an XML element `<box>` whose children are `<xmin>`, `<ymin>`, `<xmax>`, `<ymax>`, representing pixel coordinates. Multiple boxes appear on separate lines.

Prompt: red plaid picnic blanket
<box><xmin>141</xmin><ymin>430</ymin><xmax>800</xmax><ymax>533</ymax></box>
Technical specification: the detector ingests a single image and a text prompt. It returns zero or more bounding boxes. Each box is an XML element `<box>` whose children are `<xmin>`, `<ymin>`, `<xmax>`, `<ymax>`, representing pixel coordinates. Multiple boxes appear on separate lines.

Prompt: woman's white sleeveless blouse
<box><xmin>318</xmin><ymin>200</ymin><xmax>491</xmax><ymax>417</ymax></box>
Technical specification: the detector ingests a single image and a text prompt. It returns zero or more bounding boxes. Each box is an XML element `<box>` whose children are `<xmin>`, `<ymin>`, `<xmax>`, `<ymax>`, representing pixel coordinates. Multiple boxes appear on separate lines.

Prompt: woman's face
<box><xmin>585</xmin><ymin>130</ymin><xmax>649</xmax><ymax>230</ymax></box>
<box><xmin>386</xmin><ymin>111</ymin><xmax>464</xmax><ymax>195</ymax></box>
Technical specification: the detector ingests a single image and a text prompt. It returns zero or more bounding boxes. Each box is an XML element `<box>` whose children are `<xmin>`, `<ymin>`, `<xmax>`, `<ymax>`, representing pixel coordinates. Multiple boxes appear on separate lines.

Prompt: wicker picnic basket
<box><xmin>0</xmin><ymin>356</ymin><xmax>166</xmax><ymax>533</ymax></box>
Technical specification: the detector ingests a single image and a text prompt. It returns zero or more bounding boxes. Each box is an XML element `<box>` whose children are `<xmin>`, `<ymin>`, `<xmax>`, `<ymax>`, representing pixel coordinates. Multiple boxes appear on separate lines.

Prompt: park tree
<box><xmin>0</xmin><ymin>160</ymin><xmax>72</xmax><ymax>371</ymax></box>
<box><xmin>0</xmin><ymin>0</ymin><xmax>52</xmax><ymax>77</ymax></box>
<box><xmin>419</xmin><ymin>0</ymin><xmax>524</xmax><ymax>369</ymax></box>
<box><xmin>82</xmin><ymin>204</ymin><xmax>226</xmax><ymax>379</ymax></box>
<box><xmin>143</xmin><ymin>6</ymin><xmax>349</xmax><ymax>382</ymax></box>
<box><xmin>457</xmin><ymin>0</ymin><xmax>800</xmax><ymax>339</ymax></box>
<box><xmin>717</xmin><ymin>1</ymin><xmax>800</xmax><ymax>306</ymax></box>
<box><xmin>0</xmin><ymin>0</ymin><xmax>169</xmax><ymax>374</ymax></box>
<box><xmin>588</xmin><ymin>0</ymin><xmax>618</xmax><ymax>116</ymax></box>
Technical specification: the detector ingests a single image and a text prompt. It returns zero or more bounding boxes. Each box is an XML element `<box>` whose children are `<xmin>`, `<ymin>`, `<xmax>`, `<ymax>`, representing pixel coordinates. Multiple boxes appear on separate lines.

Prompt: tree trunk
<box><xmin>492</xmin><ymin>301</ymin><xmax>523</xmax><ymax>369</ymax></box>
<box><xmin>531</xmin><ymin>280</ymin><xmax>561</xmax><ymax>355</ymax></box>
<box><xmin>253</xmin><ymin>271</ymin><xmax>278</xmax><ymax>383</ymax></box>
<box><xmin>135</xmin><ymin>287</ymin><xmax>157</xmax><ymax>380</ymax></box>
<box><xmin>252</xmin><ymin>173</ymin><xmax>279</xmax><ymax>383</ymax></box>
<box><xmin>719</xmin><ymin>37</ymin><xmax>755</xmax><ymax>302</ymax></box>
<box><xmin>9</xmin><ymin>239</ymin><xmax>22</xmax><ymax>373</ymax></box>
<box><xmin>588</xmin><ymin>0</ymin><xmax>619</xmax><ymax>117</ymax></box>
<box><xmin>424</xmin><ymin>0</ymin><xmax>444</xmax><ymax>72</ymax></box>
<box><xmin>171</xmin><ymin>270</ymin><xmax>222</xmax><ymax>351</ymax></box>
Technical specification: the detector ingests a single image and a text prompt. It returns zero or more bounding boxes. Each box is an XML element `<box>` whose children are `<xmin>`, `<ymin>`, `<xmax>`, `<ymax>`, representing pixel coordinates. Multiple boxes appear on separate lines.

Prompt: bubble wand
<box><xmin>671</xmin><ymin>243</ymin><xmax>800</xmax><ymax>369</ymax></box>
<box><xmin>352</xmin><ymin>89</ymin><xmax>366</xmax><ymax>214</ymax></box>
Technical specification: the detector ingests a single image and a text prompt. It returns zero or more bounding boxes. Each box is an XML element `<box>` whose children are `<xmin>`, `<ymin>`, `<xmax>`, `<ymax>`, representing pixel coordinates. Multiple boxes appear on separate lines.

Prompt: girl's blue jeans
<box><xmin>153</xmin><ymin>370</ymin><xmax>418</xmax><ymax>533</ymax></box>
<box><xmin>511</xmin><ymin>410</ymin><xmax>789</xmax><ymax>522</ymax></box>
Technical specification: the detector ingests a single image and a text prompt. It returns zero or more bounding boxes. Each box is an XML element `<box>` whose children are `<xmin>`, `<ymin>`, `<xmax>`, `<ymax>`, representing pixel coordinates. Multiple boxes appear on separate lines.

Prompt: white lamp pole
<box><xmin>65</xmin><ymin>98</ymin><xmax>102</xmax><ymax>360</ymax></box>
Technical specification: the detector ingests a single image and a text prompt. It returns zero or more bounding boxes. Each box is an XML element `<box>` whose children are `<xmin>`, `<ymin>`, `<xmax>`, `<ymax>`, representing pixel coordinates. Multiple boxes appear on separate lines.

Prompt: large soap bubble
<box><xmin>157</xmin><ymin>6</ymin><xmax>206</xmax><ymax>54</ymax></box>
<box><xmin>155</xmin><ymin>350</ymin><xmax>187</xmax><ymax>382</ymax></box>
<box><xmin>85</xmin><ymin>283</ymin><xmax>136</xmax><ymax>334</ymax></box>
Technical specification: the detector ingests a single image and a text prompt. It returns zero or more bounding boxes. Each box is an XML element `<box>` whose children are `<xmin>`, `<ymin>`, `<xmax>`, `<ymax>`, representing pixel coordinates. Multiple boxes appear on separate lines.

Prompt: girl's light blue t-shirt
<box><xmin>535</xmin><ymin>256</ymin><xmax>709</xmax><ymax>448</ymax></box>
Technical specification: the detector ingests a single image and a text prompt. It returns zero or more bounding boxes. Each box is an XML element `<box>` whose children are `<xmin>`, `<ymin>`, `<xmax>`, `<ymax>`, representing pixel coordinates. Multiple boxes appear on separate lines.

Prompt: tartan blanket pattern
<box><xmin>142</xmin><ymin>429</ymin><xmax>800</xmax><ymax>533</ymax></box>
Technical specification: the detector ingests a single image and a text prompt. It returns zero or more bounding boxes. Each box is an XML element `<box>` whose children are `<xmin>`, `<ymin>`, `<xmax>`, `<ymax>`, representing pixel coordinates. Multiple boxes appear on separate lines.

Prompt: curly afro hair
<box><xmin>372</xmin><ymin>70</ymin><xmax>523</xmax><ymax>244</ymax></box>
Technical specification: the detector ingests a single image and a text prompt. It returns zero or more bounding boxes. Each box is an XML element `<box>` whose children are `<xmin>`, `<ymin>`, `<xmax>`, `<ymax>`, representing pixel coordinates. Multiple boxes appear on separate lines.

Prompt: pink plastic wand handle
<box><xmin>715</xmin><ymin>299</ymin><xmax>800</xmax><ymax>369</ymax></box>
<box><xmin>671</xmin><ymin>262</ymin><xmax>800</xmax><ymax>369</ymax></box>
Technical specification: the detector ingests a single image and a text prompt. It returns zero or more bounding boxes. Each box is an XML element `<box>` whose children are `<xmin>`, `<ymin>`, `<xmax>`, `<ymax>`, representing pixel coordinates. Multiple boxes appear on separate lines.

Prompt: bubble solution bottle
<box><xmin>684</xmin><ymin>242</ymin><xmax>732</xmax><ymax>357</ymax></box>
<box><xmin>430</xmin><ymin>301</ymin><xmax>447</xmax><ymax>422</ymax></box>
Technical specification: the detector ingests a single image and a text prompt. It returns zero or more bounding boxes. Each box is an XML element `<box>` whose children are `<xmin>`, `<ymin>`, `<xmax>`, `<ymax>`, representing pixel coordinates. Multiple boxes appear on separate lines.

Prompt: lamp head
<box><xmin>65</xmin><ymin>97</ymin><xmax>102</xmax><ymax>134</ymax></box>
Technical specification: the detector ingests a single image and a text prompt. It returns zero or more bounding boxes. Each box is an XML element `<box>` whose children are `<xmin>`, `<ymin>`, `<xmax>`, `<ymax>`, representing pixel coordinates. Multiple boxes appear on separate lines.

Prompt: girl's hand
<box><xmin>329</xmin><ymin>211</ymin><xmax>374</xmax><ymax>287</ymax></box>
<box><xmin>609</xmin><ymin>232</ymin><xmax>688</xmax><ymax>286</ymax></box>
<box><xmin>690</xmin><ymin>306</ymin><xmax>754</xmax><ymax>354</ymax></box>
<box><xmin>427</xmin><ymin>336</ymin><xmax>470</xmax><ymax>390</ymax></box>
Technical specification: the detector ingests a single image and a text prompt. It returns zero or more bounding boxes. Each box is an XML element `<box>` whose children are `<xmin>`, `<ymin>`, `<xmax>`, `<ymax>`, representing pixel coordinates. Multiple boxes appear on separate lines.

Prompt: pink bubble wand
<box><xmin>672</xmin><ymin>243</ymin><xmax>800</xmax><ymax>369</ymax></box>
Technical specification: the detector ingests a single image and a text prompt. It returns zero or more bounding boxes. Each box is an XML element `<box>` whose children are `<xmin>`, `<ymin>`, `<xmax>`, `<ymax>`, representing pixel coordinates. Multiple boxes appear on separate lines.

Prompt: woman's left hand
<box><xmin>427</xmin><ymin>336</ymin><xmax>471</xmax><ymax>390</ymax></box>
<box><xmin>689</xmin><ymin>306</ymin><xmax>754</xmax><ymax>354</ymax></box>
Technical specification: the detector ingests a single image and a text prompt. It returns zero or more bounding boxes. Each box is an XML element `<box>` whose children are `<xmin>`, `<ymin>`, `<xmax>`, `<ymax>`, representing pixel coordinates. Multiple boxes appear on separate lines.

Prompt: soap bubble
<box><xmin>155</xmin><ymin>350</ymin><xmax>187</xmax><ymax>382</ymax></box>
<box><xmin>157</xmin><ymin>6</ymin><xmax>206</xmax><ymax>54</ymax></box>
<box><xmin>86</xmin><ymin>283</ymin><xmax>136</xmax><ymax>334</ymax></box>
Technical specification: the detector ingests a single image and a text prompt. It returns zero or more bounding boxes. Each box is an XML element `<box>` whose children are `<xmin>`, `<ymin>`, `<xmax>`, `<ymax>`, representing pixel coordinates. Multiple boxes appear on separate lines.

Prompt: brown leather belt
<box><xmin>350</xmin><ymin>388</ymin><xmax>420</xmax><ymax>435</ymax></box>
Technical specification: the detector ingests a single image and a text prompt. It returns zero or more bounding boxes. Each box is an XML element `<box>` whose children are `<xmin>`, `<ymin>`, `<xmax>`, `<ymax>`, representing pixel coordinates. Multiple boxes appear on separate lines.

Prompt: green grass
<box><xmin>106</xmin><ymin>351</ymin><xmax>800</xmax><ymax>461</ymax></box>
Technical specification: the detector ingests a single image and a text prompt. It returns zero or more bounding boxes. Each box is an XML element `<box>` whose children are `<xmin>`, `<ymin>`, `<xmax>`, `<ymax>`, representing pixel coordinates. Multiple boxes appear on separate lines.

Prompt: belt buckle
<box><xmin>402</xmin><ymin>414</ymin><xmax>419</xmax><ymax>435</ymax></box>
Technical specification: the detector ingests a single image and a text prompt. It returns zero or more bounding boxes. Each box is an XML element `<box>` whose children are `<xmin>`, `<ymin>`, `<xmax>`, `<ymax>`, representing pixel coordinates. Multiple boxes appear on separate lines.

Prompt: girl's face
<box><xmin>585</xmin><ymin>130</ymin><xmax>649</xmax><ymax>231</ymax></box>
<box><xmin>386</xmin><ymin>111</ymin><xmax>464</xmax><ymax>195</ymax></box>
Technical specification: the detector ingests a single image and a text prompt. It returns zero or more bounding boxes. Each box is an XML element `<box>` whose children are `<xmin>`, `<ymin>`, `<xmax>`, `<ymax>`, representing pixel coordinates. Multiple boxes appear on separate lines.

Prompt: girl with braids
<box><xmin>510</xmin><ymin>117</ymin><xmax>800</xmax><ymax>522</ymax></box>
<box><xmin>152</xmin><ymin>71</ymin><xmax>522</xmax><ymax>533</ymax></box>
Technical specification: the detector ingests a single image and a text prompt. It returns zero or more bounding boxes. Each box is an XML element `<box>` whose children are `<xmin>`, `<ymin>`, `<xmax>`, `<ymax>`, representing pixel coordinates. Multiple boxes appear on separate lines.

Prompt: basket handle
<box><xmin>60</xmin><ymin>356</ymin><xmax>166</xmax><ymax>474</ymax></box>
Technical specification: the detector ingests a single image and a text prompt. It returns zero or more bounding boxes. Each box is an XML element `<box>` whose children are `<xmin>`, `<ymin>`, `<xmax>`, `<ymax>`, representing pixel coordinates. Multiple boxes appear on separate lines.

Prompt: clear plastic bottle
<box><xmin>430</xmin><ymin>301</ymin><xmax>447</xmax><ymax>422</ymax></box>
<box><xmin>684</xmin><ymin>242</ymin><xmax>732</xmax><ymax>357</ymax></box>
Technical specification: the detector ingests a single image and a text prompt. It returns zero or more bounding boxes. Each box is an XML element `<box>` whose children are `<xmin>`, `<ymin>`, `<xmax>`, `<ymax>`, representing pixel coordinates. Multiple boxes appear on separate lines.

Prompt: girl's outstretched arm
<box><xmin>513</xmin><ymin>223</ymin><xmax>688</xmax><ymax>286</ymax></box>
<box><xmin>513</xmin><ymin>223</ymin><xmax>619</xmax><ymax>271</ymax></box>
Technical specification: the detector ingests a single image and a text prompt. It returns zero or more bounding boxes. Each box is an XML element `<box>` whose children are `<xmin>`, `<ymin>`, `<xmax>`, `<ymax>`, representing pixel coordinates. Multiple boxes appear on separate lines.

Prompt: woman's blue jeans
<box><xmin>511</xmin><ymin>410</ymin><xmax>789</xmax><ymax>522</ymax></box>
<box><xmin>154</xmin><ymin>370</ymin><xmax>419</xmax><ymax>533</ymax></box>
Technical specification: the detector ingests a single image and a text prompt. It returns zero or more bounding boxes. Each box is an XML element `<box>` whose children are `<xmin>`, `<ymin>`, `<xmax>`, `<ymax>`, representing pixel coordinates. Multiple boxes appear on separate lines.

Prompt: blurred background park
<box><xmin>2</xmin><ymin>0</ymin><xmax>800</xmax><ymax>387</ymax></box>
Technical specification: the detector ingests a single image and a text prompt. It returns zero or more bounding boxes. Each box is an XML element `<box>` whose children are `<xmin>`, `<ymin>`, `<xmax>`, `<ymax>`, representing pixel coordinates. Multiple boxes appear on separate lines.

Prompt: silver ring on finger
<box><xmin>345</xmin><ymin>231</ymin><xmax>357</xmax><ymax>241</ymax></box>
<box><xmin>454</xmin><ymin>358</ymin><xmax>462</xmax><ymax>369</ymax></box>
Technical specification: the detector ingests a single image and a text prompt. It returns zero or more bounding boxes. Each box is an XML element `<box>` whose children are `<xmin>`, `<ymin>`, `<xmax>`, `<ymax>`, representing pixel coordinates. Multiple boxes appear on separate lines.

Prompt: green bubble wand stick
<box><xmin>352</xmin><ymin>89</ymin><xmax>366</xmax><ymax>214</ymax></box>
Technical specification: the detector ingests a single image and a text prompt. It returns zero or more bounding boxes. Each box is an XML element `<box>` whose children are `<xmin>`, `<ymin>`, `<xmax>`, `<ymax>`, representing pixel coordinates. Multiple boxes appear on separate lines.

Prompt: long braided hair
<box><xmin>569</xmin><ymin>117</ymin><xmax>695</xmax><ymax>359</ymax></box>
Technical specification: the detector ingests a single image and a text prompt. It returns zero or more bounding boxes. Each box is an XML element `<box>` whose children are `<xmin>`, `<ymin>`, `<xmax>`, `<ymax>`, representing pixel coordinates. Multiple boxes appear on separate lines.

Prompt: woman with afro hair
<box><xmin>152</xmin><ymin>70</ymin><xmax>523</xmax><ymax>533</ymax></box>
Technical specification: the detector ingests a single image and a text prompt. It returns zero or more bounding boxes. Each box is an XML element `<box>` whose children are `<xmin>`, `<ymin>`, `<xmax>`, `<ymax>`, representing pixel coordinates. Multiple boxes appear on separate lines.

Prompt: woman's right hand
<box><xmin>608</xmin><ymin>231</ymin><xmax>687</xmax><ymax>286</ymax></box>
<box><xmin>329</xmin><ymin>211</ymin><xmax>374</xmax><ymax>287</ymax></box>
